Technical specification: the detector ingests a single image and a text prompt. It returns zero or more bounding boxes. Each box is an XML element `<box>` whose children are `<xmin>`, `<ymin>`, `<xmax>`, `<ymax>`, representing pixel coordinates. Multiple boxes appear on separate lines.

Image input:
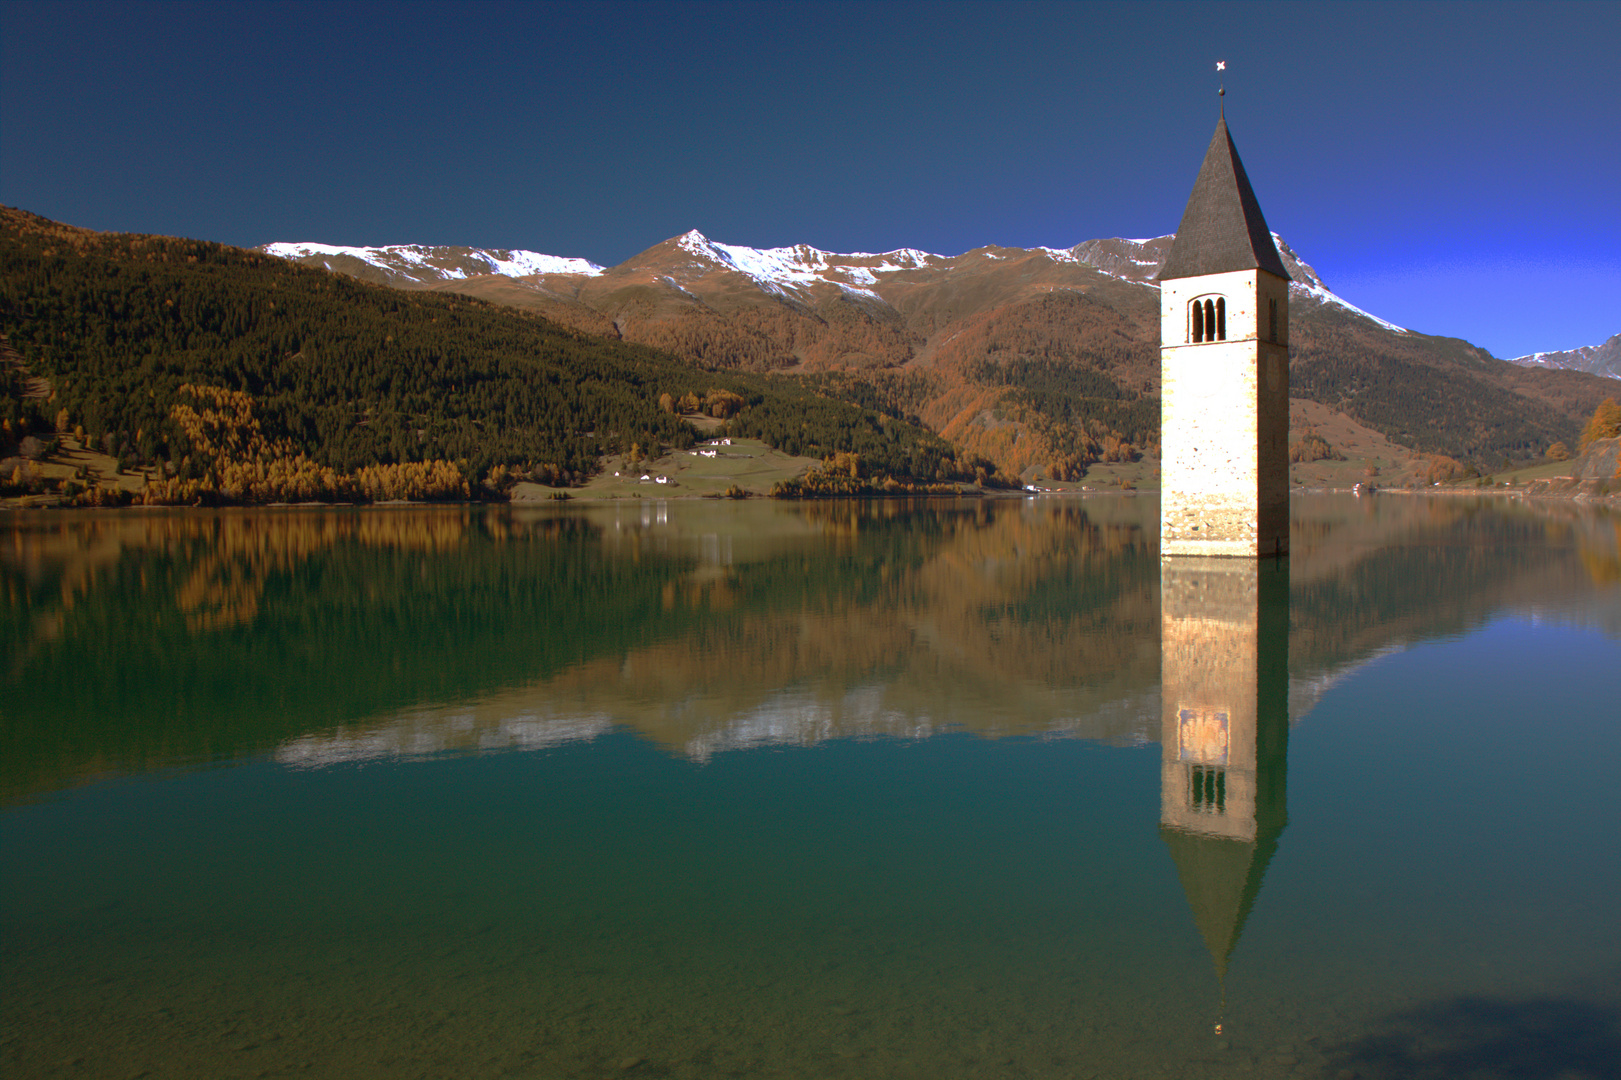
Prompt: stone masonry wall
<box><xmin>1159</xmin><ymin>269</ymin><xmax>1290</xmax><ymax>556</ymax></box>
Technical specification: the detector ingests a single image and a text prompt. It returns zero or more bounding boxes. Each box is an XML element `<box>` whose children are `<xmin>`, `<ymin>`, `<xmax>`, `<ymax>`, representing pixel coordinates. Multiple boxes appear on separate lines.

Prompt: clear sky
<box><xmin>2</xmin><ymin>0</ymin><xmax>1616</xmax><ymax>360</ymax></box>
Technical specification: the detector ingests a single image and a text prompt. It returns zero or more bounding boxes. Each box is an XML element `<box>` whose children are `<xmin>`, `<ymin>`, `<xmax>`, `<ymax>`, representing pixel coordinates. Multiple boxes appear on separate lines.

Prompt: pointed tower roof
<box><xmin>1159</xmin><ymin>825</ymin><xmax>1283</xmax><ymax>978</ymax></box>
<box><xmin>1157</xmin><ymin>116</ymin><xmax>1289</xmax><ymax>282</ymax></box>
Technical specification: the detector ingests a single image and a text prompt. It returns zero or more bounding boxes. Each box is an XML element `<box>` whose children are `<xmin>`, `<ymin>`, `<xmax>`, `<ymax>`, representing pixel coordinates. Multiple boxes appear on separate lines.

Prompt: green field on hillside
<box><xmin>511</xmin><ymin>438</ymin><xmax>821</xmax><ymax>500</ymax></box>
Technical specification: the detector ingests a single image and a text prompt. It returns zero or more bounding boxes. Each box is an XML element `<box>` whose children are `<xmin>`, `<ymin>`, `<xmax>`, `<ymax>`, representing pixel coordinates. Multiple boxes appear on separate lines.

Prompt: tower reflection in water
<box><xmin>1159</xmin><ymin>556</ymin><xmax>1290</xmax><ymax>1001</ymax></box>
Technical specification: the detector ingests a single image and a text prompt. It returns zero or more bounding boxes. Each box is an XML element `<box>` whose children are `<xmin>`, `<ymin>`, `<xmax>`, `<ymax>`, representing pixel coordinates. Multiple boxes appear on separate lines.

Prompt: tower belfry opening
<box><xmin>1157</xmin><ymin>112</ymin><xmax>1290</xmax><ymax>557</ymax></box>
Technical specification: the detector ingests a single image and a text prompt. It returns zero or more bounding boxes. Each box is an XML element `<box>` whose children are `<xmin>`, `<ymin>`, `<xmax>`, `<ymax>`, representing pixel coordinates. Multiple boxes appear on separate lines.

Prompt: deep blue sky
<box><xmin>2</xmin><ymin>0</ymin><xmax>1616</xmax><ymax>359</ymax></box>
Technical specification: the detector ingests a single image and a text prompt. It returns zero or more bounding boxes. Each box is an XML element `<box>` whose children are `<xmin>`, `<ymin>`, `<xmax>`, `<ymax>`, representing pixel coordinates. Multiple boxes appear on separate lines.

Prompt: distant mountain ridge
<box><xmin>258</xmin><ymin>226</ymin><xmax>1619</xmax><ymax>476</ymax></box>
<box><xmin>259</xmin><ymin>242</ymin><xmax>605</xmax><ymax>288</ymax></box>
<box><xmin>258</xmin><ymin>229</ymin><xmax>1405</xmax><ymax>335</ymax></box>
<box><xmin>1508</xmin><ymin>334</ymin><xmax>1621</xmax><ymax>380</ymax></box>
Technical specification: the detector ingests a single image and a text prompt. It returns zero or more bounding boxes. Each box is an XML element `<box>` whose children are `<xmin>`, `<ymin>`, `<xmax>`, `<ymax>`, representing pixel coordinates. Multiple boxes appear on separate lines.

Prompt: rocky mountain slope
<box><xmin>1509</xmin><ymin>334</ymin><xmax>1621</xmax><ymax>380</ymax></box>
<box><xmin>262</xmin><ymin>230</ymin><xmax>1617</xmax><ymax>479</ymax></box>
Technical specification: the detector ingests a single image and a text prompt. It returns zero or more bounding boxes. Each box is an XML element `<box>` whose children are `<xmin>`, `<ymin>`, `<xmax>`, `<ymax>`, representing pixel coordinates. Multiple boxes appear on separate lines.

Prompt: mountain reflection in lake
<box><xmin>3</xmin><ymin>496</ymin><xmax>1619</xmax><ymax>1079</ymax></box>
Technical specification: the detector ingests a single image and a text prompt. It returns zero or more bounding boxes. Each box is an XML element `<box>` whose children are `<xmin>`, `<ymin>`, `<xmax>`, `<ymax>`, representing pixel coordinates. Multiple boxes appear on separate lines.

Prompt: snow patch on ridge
<box><xmin>1289</xmin><ymin>281</ymin><xmax>1408</xmax><ymax>334</ymax></box>
<box><xmin>1507</xmin><ymin>333</ymin><xmax>1621</xmax><ymax>379</ymax></box>
<box><xmin>262</xmin><ymin>242</ymin><xmax>605</xmax><ymax>279</ymax></box>
<box><xmin>1268</xmin><ymin>232</ymin><xmax>1407</xmax><ymax>334</ymax></box>
<box><xmin>845</xmin><ymin>248</ymin><xmax>937</xmax><ymax>268</ymax></box>
<box><xmin>1062</xmin><ymin>236</ymin><xmax>1173</xmax><ymax>286</ymax></box>
<box><xmin>673</xmin><ymin>231</ymin><xmax>946</xmax><ymax>293</ymax></box>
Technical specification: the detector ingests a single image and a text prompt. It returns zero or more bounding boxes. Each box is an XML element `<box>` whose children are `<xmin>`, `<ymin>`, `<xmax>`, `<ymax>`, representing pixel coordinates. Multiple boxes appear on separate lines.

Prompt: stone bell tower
<box><xmin>1158</xmin><ymin>113</ymin><xmax>1290</xmax><ymax>557</ymax></box>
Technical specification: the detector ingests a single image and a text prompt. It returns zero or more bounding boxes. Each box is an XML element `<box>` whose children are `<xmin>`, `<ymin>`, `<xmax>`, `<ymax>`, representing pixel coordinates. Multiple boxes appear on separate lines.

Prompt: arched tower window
<box><xmin>1269</xmin><ymin>298</ymin><xmax>1278</xmax><ymax>343</ymax></box>
<box><xmin>1190</xmin><ymin>765</ymin><xmax>1227</xmax><ymax>814</ymax></box>
<box><xmin>1189</xmin><ymin>296</ymin><xmax>1226</xmax><ymax>343</ymax></box>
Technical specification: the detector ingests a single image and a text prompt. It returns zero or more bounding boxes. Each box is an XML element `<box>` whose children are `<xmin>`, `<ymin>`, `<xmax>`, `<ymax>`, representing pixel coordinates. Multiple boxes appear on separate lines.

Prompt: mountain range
<box><xmin>262</xmin><ymin>230</ymin><xmax>1402</xmax><ymax>341</ymax></box>
<box><xmin>1508</xmin><ymin>333</ymin><xmax>1621</xmax><ymax>380</ymax></box>
<box><xmin>262</xmin><ymin>230</ymin><xmax>1618</xmax><ymax>477</ymax></box>
<box><xmin>9</xmin><ymin>203</ymin><xmax>1614</xmax><ymax>506</ymax></box>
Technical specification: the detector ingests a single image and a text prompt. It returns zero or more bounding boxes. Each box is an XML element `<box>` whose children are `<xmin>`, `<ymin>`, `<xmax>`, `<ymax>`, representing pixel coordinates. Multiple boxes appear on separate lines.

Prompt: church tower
<box><xmin>1158</xmin><ymin>114</ymin><xmax>1290</xmax><ymax>557</ymax></box>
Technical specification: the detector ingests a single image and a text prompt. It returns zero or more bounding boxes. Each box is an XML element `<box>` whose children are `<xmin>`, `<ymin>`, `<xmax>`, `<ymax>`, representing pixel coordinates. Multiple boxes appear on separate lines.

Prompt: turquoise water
<box><xmin>3</xmin><ymin>497</ymin><xmax>1619</xmax><ymax>1079</ymax></box>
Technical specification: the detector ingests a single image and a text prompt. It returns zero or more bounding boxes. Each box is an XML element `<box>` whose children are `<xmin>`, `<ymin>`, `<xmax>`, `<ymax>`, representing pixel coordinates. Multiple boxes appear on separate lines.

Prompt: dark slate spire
<box><xmin>1157</xmin><ymin>116</ymin><xmax>1289</xmax><ymax>282</ymax></box>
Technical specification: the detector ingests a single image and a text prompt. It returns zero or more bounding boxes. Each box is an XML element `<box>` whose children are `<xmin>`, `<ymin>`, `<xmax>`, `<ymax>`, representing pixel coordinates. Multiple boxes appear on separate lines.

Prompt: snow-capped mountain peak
<box><xmin>668</xmin><ymin>232</ymin><xmax>945</xmax><ymax>296</ymax></box>
<box><xmin>1508</xmin><ymin>333</ymin><xmax>1621</xmax><ymax>379</ymax></box>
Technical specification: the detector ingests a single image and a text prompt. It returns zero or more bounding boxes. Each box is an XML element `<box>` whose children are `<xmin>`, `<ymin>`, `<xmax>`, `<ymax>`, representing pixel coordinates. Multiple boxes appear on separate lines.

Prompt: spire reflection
<box><xmin>1158</xmin><ymin>556</ymin><xmax>1289</xmax><ymax>981</ymax></box>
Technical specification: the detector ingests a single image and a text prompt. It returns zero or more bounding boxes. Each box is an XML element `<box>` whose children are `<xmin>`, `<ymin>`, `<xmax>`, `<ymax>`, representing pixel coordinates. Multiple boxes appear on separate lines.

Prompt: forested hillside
<box><xmin>390</xmin><ymin>237</ymin><xmax>1168</xmax><ymax>478</ymax></box>
<box><xmin>355</xmin><ymin>230</ymin><xmax>1613</xmax><ymax>478</ymax></box>
<box><xmin>1287</xmin><ymin>303</ymin><xmax>1608</xmax><ymax>464</ymax></box>
<box><xmin>0</xmin><ymin>208</ymin><xmax>988</xmax><ymax>502</ymax></box>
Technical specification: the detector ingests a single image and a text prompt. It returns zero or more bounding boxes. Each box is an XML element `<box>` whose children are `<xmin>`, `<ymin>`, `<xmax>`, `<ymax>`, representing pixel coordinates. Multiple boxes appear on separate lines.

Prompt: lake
<box><xmin>3</xmin><ymin>495</ymin><xmax>1619</xmax><ymax>1080</ymax></box>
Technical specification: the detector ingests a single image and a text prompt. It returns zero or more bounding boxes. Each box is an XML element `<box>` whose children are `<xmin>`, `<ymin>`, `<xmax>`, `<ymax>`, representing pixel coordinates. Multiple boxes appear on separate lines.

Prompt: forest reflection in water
<box><xmin>2</xmin><ymin>494</ymin><xmax>1616</xmax><ymax>800</ymax></box>
<box><xmin>3</xmin><ymin>495</ymin><xmax>1620</xmax><ymax>1080</ymax></box>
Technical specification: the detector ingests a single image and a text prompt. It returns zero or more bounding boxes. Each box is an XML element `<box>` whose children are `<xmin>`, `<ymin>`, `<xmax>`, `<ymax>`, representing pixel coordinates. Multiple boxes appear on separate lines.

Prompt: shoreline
<box><xmin>6</xmin><ymin>485</ymin><xmax>1618</xmax><ymax>513</ymax></box>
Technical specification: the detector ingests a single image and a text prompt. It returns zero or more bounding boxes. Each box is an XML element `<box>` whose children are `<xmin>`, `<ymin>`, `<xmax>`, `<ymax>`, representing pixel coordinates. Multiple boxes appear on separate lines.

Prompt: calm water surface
<box><xmin>3</xmin><ymin>496</ymin><xmax>1619</xmax><ymax>1079</ymax></box>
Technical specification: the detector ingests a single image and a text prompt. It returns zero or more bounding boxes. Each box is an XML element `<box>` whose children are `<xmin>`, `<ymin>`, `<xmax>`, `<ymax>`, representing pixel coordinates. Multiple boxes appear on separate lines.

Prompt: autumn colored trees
<box><xmin>1579</xmin><ymin>397</ymin><xmax>1621</xmax><ymax>450</ymax></box>
<box><xmin>1</xmin><ymin>208</ymin><xmax>963</xmax><ymax>502</ymax></box>
<box><xmin>1289</xmin><ymin>429</ymin><xmax>1344</xmax><ymax>464</ymax></box>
